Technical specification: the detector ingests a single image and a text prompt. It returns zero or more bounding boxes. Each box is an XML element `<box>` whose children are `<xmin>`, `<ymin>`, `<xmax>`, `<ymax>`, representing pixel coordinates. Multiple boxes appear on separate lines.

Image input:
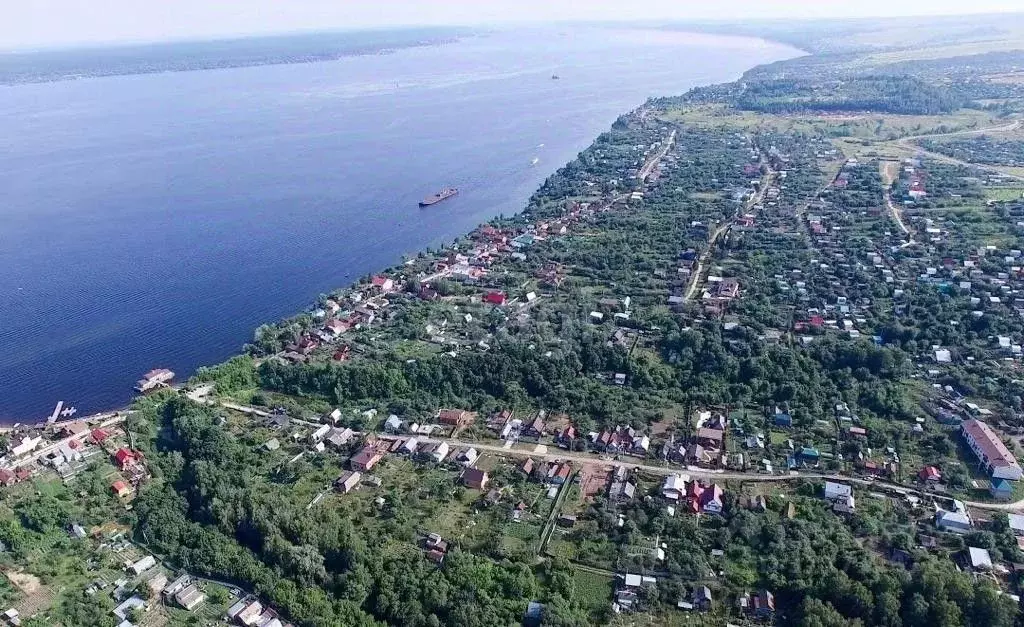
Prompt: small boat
<box><xmin>531</xmin><ymin>158</ymin><xmax>539</xmax><ymax>166</ymax></box>
<box><xmin>419</xmin><ymin>187</ymin><xmax>459</xmax><ymax>207</ymax></box>
<box><xmin>551</xmin><ymin>74</ymin><xmax>560</xmax><ymax>80</ymax></box>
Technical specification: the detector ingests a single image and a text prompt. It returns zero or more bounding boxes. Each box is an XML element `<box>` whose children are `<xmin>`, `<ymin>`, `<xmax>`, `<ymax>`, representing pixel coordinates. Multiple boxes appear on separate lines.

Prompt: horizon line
<box><xmin>5</xmin><ymin>10</ymin><xmax>1024</xmax><ymax>54</ymax></box>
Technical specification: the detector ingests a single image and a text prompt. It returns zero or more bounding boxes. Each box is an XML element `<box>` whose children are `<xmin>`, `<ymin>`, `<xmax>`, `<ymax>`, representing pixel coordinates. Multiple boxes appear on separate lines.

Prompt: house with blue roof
<box><xmin>991</xmin><ymin>479</ymin><xmax>1014</xmax><ymax>501</ymax></box>
<box><xmin>798</xmin><ymin>447</ymin><xmax>820</xmax><ymax>464</ymax></box>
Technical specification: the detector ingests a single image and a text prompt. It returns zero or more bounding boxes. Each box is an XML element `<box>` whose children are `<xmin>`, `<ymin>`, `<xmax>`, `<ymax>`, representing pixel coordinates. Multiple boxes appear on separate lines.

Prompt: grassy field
<box><xmin>499</xmin><ymin>521</ymin><xmax>542</xmax><ymax>557</ymax></box>
<box><xmin>546</xmin><ymin>536</ymin><xmax>580</xmax><ymax>561</ymax></box>
<box><xmin>768</xmin><ymin>430</ymin><xmax>790</xmax><ymax>446</ymax></box>
<box><xmin>861</xmin><ymin>39</ymin><xmax>1024</xmax><ymax>64</ymax></box>
<box><xmin>985</xmin><ymin>187</ymin><xmax>1024</xmax><ymax>202</ymax></box>
<box><xmin>666</xmin><ymin>104</ymin><xmax>998</xmax><ymax>142</ymax></box>
<box><xmin>570</xmin><ymin>568</ymin><xmax>615</xmax><ymax>615</ymax></box>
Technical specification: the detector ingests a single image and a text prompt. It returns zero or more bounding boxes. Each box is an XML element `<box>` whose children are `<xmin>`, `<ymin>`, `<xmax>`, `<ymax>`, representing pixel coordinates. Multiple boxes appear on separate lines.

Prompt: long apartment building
<box><xmin>961</xmin><ymin>419</ymin><xmax>1023</xmax><ymax>481</ymax></box>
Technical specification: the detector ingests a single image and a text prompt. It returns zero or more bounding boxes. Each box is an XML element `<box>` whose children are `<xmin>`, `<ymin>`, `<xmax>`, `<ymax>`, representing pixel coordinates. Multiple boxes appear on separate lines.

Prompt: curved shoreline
<box><xmin>0</xmin><ymin>29</ymin><xmax>804</xmax><ymax>426</ymax></box>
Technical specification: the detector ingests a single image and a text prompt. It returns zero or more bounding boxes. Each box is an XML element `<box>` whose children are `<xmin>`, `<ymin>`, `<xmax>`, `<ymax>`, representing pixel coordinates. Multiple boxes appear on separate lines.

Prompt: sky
<box><xmin>5</xmin><ymin>0</ymin><xmax>1024</xmax><ymax>50</ymax></box>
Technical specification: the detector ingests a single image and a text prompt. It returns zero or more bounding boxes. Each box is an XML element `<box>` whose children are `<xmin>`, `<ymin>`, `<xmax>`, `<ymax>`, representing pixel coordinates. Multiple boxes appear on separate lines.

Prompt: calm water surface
<box><xmin>0</xmin><ymin>28</ymin><xmax>798</xmax><ymax>421</ymax></box>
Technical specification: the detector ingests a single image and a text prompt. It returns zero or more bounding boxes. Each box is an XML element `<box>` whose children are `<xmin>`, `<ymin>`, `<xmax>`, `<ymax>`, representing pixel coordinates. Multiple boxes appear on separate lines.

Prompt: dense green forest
<box><xmin>736</xmin><ymin>77</ymin><xmax>963</xmax><ymax>115</ymax></box>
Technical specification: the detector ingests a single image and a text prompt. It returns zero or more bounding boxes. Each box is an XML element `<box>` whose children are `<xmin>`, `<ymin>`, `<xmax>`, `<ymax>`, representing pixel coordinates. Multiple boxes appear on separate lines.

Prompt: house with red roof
<box><xmin>919</xmin><ymin>466</ymin><xmax>942</xmax><ymax>482</ymax></box>
<box><xmin>549</xmin><ymin>463</ymin><xmax>572</xmax><ymax>485</ymax></box>
<box><xmin>371</xmin><ymin>276</ymin><xmax>395</xmax><ymax>293</ymax></box>
<box><xmin>686</xmin><ymin>482</ymin><xmax>705</xmax><ymax>513</ymax></box>
<box><xmin>462</xmin><ymin>468</ymin><xmax>489</xmax><ymax>490</ymax></box>
<box><xmin>961</xmin><ymin>419</ymin><xmax>1023</xmax><ymax>481</ymax></box>
<box><xmin>111</xmin><ymin>480</ymin><xmax>131</xmax><ymax>498</ymax></box>
<box><xmin>418</xmin><ymin>285</ymin><xmax>439</xmax><ymax>301</ymax></box>
<box><xmin>296</xmin><ymin>336</ymin><xmax>319</xmax><ymax>356</ymax></box>
<box><xmin>437</xmin><ymin>409</ymin><xmax>472</xmax><ymax>428</ymax></box>
<box><xmin>90</xmin><ymin>428</ymin><xmax>110</xmax><ymax>444</ymax></box>
<box><xmin>523</xmin><ymin>414</ymin><xmax>546</xmax><ymax>439</ymax></box>
<box><xmin>483</xmin><ymin>291</ymin><xmax>507</xmax><ymax>306</ymax></box>
<box><xmin>556</xmin><ymin>425</ymin><xmax>576</xmax><ymax>448</ymax></box>
<box><xmin>324</xmin><ymin>319</ymin><xmax>351</xmax><ymax>337</ymax></box>
<box><xmin>113</xmin><ymin>448</ymin><xmax>137</xmax><ymax>470</ymax></box>
<box><xmin>0</xmin><ymin>469</ymin><xmax>16</xmax><ymax>487</ymax></box>
<box><xmin>350</xmin><ymin>446</ymin><xmax>384</xmax><ymax>472</ymax></box>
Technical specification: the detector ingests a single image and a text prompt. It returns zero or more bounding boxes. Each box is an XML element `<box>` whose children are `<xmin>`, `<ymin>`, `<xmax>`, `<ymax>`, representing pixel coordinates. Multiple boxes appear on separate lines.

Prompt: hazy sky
<box><xmin>6</xmin><ymin>0</ymin><xmax>1024</xmax><ymax>50</ymax></box>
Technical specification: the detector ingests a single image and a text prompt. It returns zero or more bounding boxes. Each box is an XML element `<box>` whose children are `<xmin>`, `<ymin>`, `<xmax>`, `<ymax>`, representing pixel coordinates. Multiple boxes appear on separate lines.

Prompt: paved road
<box><xmin>430</xmin><ymin>435</ymin><xmax>1024</xmax><ymax>512</ymax></box>
<box><xmin>189</xmin><ymin>398</ymin><xmax>1024</xmax><ymax>513</ymax></box>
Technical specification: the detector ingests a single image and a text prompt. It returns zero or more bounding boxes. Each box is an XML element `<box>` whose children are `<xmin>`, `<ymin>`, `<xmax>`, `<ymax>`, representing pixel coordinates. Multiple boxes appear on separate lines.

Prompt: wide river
<box><xmin>0</xmin><ymin>27</ymin><xmax>799</xmax><ymax>422</ymax></box>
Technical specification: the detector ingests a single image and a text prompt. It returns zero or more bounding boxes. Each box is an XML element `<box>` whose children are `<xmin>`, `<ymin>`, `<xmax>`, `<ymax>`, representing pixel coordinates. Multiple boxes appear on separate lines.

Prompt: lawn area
<box><xmin>391</xmin><ymin>339</ymin><xmax>444</xmax><ymax>361</ymax></box>
<box><xmin>499</xmin><ymin>521</ymin><xmax>541</xmax><ymax>558</ymax></box>
<box><xmin>569</xmin><ymin>568</ymin><xmax>614</xmax><ymax>615</ymax></box>
<box><xmin>985</xmin><ymin>186</ymin><xmax>1024</xmax><ymax>202</ymax></box>
<box><xmin>769</xmin><ymin>430</ymin><xmax>790</xmax><ymax>446</ymax></box>
<box><xmin>547</xmin><ymin>536</ymin><xmax>579</xmax><ymax>561</ymax></box>
<box><xmin>553</xmin><ymin>524</ymin><xmax>619</xmax><ymax>570</ymax></box>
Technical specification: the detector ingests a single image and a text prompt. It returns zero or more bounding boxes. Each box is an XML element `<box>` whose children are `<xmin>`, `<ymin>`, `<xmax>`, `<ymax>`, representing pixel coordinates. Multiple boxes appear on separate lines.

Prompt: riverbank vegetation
<box><xmin>6</xmin><ymin>15</ymin><xmax>1024</xmax><ymax>627</ymax></box>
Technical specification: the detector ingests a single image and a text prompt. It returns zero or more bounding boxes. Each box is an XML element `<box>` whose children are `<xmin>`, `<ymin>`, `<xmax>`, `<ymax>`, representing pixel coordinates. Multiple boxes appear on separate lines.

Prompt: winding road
<box><xmin>894</xmin><ymin>119</ymin><xmax>1024</xmax><ymax>181</ymax></box>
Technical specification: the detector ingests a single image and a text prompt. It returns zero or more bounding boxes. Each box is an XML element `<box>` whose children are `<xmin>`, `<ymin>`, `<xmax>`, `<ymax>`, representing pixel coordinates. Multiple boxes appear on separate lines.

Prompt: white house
<box><xmin>968</xmin><ymin>547</ymin><xmax>993</xmax><ymax>570</ymax></box>
<box><xmin>824</xmin><ymin>481</ymin><xmax>855</xmax><ymax>513</ymax></box>
<box><xmin>129</xmin><ymin>555</ymin><xmax>157</xmax><ymax>575</ymax></box>
<box><xmin>823</xmin><ymin>482</ymin><xmax>852</xmax><ymax>501</ymax></box>
<box><xmin>310</xmin><ymin>424</ymin><xmax>331</xmax><ymax>444</ymax></box>
<box><xmin>1009</xmin><ymin>513</ymin><xmax>1024</xmax><ymax>536</ymax></box>
<box><xmin>400</xmin><ymin>437</ymin><xmax>419</xmax><ymax>455</ymax></box>
<box><xmin>430</xmin><ymin>442</ymin><xmax>450</xmax><ymax>463</ymax></box>
<box><xmin>384</xmin><ymin>415</ymin><xmax>404</xmax><ymax>433</ymax></box>
<box><xmin>936</xmin><ymin>509</ymin><xmax>973</xmax><ymax>534</ymax></box>
<box><xmin>10</xmin><ymin>436</ymin><xmax>42</xmax><ymax>458</ymax></box>
<box><xmin>661</xmin><ymin>474</ymin><xmax>688</xmax><ymax>501</ymax></box>
<box><xmin>458</xmin><ymin>448</ymin><xmax>479</xmax><ymax>467</ymax></box>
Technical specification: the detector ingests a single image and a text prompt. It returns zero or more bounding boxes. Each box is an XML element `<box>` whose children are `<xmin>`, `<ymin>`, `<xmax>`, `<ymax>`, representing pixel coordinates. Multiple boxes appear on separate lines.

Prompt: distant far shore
<box><xmin>0</xmin><ymin>27</ymin><xmax>470</xmax><ymax>86</ymax></box>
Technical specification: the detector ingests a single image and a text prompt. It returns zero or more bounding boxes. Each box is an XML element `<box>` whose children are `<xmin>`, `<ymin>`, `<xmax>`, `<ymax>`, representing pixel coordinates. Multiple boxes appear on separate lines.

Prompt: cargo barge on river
<box><xmin>419</xmin><ymin>187</ymin><xmax>459</xmax><ymax>207</ymax></box>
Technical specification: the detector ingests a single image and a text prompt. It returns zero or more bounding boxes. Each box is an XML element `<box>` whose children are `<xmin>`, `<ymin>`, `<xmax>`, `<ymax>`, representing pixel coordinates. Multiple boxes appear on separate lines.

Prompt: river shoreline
<box><xmin>0</xmin><ymin>28</ymin><xmax>802</xmax><ymax>424</ymax></box>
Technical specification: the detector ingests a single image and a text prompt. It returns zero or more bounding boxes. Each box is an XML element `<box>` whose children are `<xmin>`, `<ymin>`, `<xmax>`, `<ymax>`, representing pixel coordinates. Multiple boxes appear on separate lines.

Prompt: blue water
<box><xmin>0</xmin><ymin>27</ymin><xmax>798</xmax><ymax>422</ymax></box>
